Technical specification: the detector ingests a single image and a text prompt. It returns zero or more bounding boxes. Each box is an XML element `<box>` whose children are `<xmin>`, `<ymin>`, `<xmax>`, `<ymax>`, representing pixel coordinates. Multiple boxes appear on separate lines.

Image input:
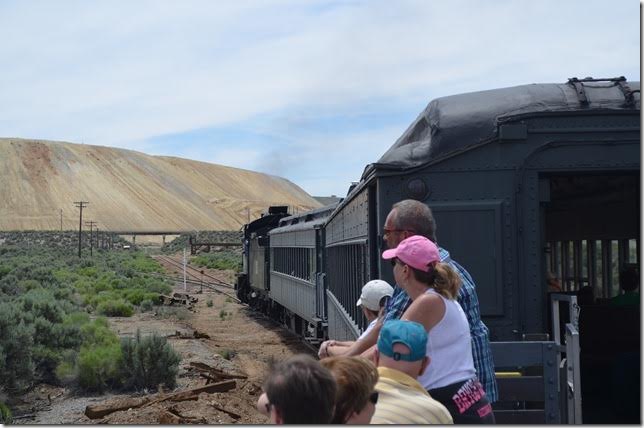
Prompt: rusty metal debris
<box><xmin>189</xmin><ymin>362</ymin><xmax>247</xmax><ymax>382</ymax></box>
<box><xmin>159</xmin><ymin>292</ymin><xmax>198</xmax><ymax>309</ymax></box>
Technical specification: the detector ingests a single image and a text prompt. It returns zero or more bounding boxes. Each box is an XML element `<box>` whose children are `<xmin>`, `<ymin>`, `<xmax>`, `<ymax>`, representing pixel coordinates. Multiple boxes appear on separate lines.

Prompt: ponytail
<box><xmin>432</xmin><ymin>263</ymin><xmax>461</xmax><ymax>300</ymax></box>
<box><xmin>410</xmin><ymin>262</ymin><xmax>461</xmax><ymax>300</ymax></box>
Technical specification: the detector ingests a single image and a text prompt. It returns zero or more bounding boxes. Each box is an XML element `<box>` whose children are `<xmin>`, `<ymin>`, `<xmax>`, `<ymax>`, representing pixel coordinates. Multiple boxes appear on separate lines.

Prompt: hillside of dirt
<box><xmin>0</xmin><ymin>138</ymin><xmax>322</xmax><ymax>231</ymax></box>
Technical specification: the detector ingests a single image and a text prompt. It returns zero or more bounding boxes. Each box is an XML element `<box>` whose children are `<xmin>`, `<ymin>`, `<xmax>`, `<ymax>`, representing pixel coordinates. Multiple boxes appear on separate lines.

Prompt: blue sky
<box><xmin>0</xmin><ymin>0</ymin><xmax>640</xmax><ymax>196</ymax></box>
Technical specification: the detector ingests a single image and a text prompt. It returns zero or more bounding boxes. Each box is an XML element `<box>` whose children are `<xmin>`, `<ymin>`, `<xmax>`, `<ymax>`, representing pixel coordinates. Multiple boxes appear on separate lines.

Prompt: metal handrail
<box><xmin>565</xmin><ymin>323</ymin><xmax>582</xmax><ymax>424</ymax></box>
<box><xmin>550</xmin><ymin>293</ymin><xmax>579</xmax><ymax>347</ymax></box>
<box><xmin>550</xmin><ymin>293</ymin><xmax>582</xmax><ymax>424</ymax></box>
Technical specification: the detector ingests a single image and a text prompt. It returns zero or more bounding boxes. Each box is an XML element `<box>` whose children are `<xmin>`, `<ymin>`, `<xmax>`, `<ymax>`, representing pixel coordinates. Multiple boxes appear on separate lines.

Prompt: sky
<box><xmin>0</xmin><ymin>0</ymin><xmax>640</xmax><ymax>197</ymax></box>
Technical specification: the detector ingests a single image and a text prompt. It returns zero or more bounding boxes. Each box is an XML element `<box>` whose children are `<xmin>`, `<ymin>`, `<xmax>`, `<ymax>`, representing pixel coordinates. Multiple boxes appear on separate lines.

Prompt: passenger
<box><xmin>371</xmin><ymin>319</ymin><xmax>453</xmax><ymax>424</ymax></box>
<box><xmin>320</xmin><ymin>356</ymin><xmax>379</xmax><ymax>424</ymax></box>
<box><xmin>611</xmin><ymin>264</ymin><xmax>640</xmax><ymax>306</ymax></box>
<box><xmin>576</xmin><ymin>285</ymin><xmax>595</xmax><ymax>305</ymax></box>
<box><xmin>256</xmin><ymin>354</ymin><xmax>336</xmax><ymax>424</ymax></box>
<box><xmin>318</xmin><ymin>279</ymin><xmax>393</xmax><ymax>359</ymax></box>
<box><xmin>341</xmin><ymin>200</ymin><xmax>498</xmax><ymax>403</ymax></box>
<box><xmin>382</xmin><ymin>235</ymin><xmax>495</xmax><ymax>423</ymax></box>
<box><xmin>547</xmin><ymin>271</ymin><xmax>563</xmax><ymax>293</ymax></box>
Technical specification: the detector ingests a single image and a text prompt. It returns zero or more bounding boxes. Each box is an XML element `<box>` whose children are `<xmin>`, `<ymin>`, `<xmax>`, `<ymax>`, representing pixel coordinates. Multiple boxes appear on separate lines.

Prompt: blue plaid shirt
<box><xmin>384</xmin><ymin>247</ymin><xmax>499</xmax><ymax>402</ymax></box>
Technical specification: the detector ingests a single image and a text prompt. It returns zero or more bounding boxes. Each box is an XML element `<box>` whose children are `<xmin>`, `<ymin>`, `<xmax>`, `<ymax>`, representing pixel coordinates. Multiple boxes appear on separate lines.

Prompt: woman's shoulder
<box><xmin>414</xmin><ymin>290</ymin><xmax>445</xmax><ymax>309</ymax></box>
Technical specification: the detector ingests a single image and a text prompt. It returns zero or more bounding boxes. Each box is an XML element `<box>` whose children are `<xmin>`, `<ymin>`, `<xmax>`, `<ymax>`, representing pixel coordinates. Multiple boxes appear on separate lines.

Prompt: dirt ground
<box><xmin>11</xmin><ymin>264</ymin><xmax>315</xmax><ymax>424</ymax></box>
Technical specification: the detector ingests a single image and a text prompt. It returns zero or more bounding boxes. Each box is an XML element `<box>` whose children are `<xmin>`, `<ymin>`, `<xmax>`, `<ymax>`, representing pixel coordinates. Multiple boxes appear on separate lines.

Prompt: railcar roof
<box><xmin>371</xmin><ymin>78</ymin><xmax>640</xmax><ymax>172</ymax></box>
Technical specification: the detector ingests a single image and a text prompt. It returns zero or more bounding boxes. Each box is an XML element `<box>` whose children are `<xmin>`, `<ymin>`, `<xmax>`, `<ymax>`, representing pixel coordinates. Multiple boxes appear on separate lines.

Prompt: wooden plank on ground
<box><xmin>85</xmin><ymin>397</ymin><xmax>150</xmax><ymax>419</ymax></box>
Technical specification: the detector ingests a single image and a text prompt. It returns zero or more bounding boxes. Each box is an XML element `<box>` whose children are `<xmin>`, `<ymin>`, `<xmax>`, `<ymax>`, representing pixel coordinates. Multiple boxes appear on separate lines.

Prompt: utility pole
<box><xmin>85</xmin><ymin>221</ymin><xmax>96</xmax><ymax>257</ymax></box>
<box><xmin>74</xmin><ymin>201</ymin><xmax>89</xmax><ymax>258</ymax></box>
<box><xmin>95</xmin><ymin>227</ymin><xmax>100</xmax><ymax>249</ymax></box>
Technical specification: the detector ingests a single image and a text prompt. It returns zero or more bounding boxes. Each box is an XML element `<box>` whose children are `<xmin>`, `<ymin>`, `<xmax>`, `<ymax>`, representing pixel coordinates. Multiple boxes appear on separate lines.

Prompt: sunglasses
<box><xmin>390</xmin><ymin>259</ymin><xmax>406</xmax><ymax>268</ymax></box>
<box><xmin>369</xmin><ymin>391</ymin><xmax>379</xmax><ymax>405</ymax></box>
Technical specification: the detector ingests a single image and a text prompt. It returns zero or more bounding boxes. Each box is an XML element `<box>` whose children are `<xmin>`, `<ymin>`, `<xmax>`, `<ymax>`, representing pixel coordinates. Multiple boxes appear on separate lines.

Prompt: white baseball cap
<box><xmin>356</xmin><ymin>280</ymin><xmax>394</xmax><ymax>311</ymax></box>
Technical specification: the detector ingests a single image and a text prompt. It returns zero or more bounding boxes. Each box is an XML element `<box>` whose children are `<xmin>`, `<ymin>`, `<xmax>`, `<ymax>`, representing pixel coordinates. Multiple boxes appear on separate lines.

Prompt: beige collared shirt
<box><xmin>371</xmin><ymin>367</ymin><xmax>453</xmax><ymax>424</ymax></box>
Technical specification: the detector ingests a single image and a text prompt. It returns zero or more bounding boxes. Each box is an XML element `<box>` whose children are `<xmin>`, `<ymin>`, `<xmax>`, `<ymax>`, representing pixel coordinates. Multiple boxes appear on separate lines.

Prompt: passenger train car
<box><xmin>236</xmin><ymin>76</ymin><xmax>640</xmax><ymax>423</ymax></box>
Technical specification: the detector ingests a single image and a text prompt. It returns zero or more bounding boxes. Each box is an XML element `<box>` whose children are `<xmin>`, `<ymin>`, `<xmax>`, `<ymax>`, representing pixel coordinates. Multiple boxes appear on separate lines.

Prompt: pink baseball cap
<box><xmin>382</xmin><ymin>235</ymin><xmax>439</xmax><ymax>272</ymax></box>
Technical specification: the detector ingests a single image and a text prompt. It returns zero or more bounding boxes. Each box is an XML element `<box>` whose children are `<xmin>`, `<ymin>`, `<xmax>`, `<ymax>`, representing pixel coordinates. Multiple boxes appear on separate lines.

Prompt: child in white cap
<box><xmin>318</xmin><ymin>279</ymin><xmax>393</xmax><ymax>359</ymax></box>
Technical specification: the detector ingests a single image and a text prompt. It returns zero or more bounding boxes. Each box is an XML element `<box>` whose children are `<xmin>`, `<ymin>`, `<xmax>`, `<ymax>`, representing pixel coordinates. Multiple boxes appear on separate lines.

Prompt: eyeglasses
<box><xmin>383</xmin><ymin>228</ymin><xmax>411</xmax><ymax>236</ymax></box>
<box><xmin>369</xmin><ymin>391</ymin><xmax>379</xmax><ymax>405</ymax></box>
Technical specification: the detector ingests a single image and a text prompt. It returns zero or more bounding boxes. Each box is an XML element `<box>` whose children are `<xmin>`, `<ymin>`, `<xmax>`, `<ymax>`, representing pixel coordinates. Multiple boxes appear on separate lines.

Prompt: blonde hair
<box><xmin>320</xmin><ymin>356</ymin><xmax>378</xmax><ymax>424</ymax></box>
<box><xmin>410</xmin><ymin>262</ymin><xmax>461</xmax><ymax>300</ymax></box>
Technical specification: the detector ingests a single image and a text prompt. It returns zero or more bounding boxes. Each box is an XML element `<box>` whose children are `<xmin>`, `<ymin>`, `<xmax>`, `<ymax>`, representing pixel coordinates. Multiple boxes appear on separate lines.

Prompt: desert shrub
<box><xmin>96</xmin><ymin>299</ymin><xmax>134</xmax><ymax>317</ymax></box>
<box><xmin>80</xmin><ymin>317</ymin><xmax>119</xmax><ymax>347</ymax></box>
<box><xmin>0</xmin><ymin>402</ymin><xmax>12</xmax><ymax>424</ymax></box>
<box><xmin>77</xmin><ymin>343</ymin><xmax>122</xmax><ymax>392</ymax></box>
<box><xmin>192</xmin><ymin>251</ymin><xmax>241</xmax><ymax>272</ymax></box>
<box><xmin>139</xmin><ymin>299</ymin><xmax>154</xmax><ymax>312</ymax></box>
<box><xmin>54</xmin><ymin>348</ymin><xmax>79</xmax><ymax>386</ymax></box>
<box><xmin>18</xmin><ymin>288</ymin><xmax>65</xmax><ymax>324</ymax></box>
<box><xmin>123</xmin><ymin>289</ymin><xmax>159</xmax><ymax>306</ymax></box>
<box><xmin>218</xmin><ymin>348</ymin><xmax>236</xmax><ymax>360</ymax></box>
<box><xmin>142</xmin><ymin>281</ymin><xmax>172</xmax><ymax>295</ymax></box>
<box><xmin>18</xmin><ymin>279</ymin><xmax>40</xmax><ymax>291</ymax></box>
<box><xmin>118</xmin><ymin>330</ymin><xmax>181</xmax><ymax>391</ymax></box>
<box><xmin>0</xmin><ymin>274</ymin><xmax>19</xmax><ymax>295</ymax></box>
<box><xmin>14</xmin><ymin>291</ymin><xmax>84</xmax><ymax>383</ymax></box>
<box><xmin>0</xmin><ymin>303</ymin><xmax>35</xmax><ymax>391</ymax></box>
<box><xmin>206</xmin><ymin>299</ymin><xmax>213</xmax><ymax>307</ymax></box>
<box><xmin>0</xmin><ymin>265</ymin><xmax>11</xmax><ymax>280</ymax></box>
<box><xmin>122</xmin><ymin>254</ymin><xmax>164</xmax><ymax>274</ymax></box>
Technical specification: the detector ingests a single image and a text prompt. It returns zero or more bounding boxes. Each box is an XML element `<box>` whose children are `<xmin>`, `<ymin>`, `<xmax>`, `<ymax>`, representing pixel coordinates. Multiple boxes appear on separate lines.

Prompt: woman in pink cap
<box><xmin>382</xmin><ymin>235</ymin><xmax>495</xmax><ymax>424</ymax></box>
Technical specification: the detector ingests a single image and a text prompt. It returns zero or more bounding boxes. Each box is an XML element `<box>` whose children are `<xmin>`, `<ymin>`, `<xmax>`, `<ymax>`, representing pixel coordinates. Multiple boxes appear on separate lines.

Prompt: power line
<box><xmin>74</xmin><ymin>201</ymin><xmax>89</xmax><ymax>258</ymax></box>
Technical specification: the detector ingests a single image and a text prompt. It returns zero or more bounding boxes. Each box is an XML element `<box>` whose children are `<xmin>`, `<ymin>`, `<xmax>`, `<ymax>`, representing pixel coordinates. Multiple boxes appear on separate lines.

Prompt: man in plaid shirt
<box><xmin>381</xmin><ymin>200</ymin><xmax>498</xmax><ymax>403</ymax></box>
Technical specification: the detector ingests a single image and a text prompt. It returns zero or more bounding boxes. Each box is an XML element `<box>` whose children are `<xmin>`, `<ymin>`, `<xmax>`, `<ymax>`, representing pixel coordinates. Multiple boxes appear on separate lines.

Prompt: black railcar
<box><xmin>327</xmin><ymin>76</ymin><xmax>640</xmax><ymax>341</ymax></box>
<box><xmin>236</xmin><ymin>76</ymin><xmax>640</xmax><ymax>423</ymax></box>
<box><xmin>267</xmin><ymin>204</ymin><xmax>337</xmax><ymax>342</ymax></box>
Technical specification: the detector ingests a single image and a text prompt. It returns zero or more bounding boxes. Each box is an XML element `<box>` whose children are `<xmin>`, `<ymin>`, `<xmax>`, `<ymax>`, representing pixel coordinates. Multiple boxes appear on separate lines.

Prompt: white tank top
<box><xmin>417</xmin><ymin>288</ymin><xmax>476</xmax><ymax>390</ymax></box>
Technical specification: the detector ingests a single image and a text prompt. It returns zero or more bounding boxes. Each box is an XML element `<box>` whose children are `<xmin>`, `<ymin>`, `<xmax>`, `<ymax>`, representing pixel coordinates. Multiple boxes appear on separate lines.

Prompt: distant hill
<box><xmin>0</xmin><ymin>138</ymin><xmax>322</xmax><ymax>231</ymax></box>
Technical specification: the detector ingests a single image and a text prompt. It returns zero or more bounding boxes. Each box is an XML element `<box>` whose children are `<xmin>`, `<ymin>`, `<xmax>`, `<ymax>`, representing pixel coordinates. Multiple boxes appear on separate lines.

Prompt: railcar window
<box><xmin>547</xmin><ymin>238</ymin><xmax>638</xmax><ymax>298</ymax></box>
<box><xmin>544</xmin><ymin>173</ymin><xmax>639</xmax><ymax>299</ymax></box>
<box><xmin>272</xmin><ymin>247</ymin><xmax>312</xmax><ymax>281</ymax></box>
<box><xmin>326</xmin><ymin>244</ymin><xmax>368</xmax><ymax>331</ymax></box>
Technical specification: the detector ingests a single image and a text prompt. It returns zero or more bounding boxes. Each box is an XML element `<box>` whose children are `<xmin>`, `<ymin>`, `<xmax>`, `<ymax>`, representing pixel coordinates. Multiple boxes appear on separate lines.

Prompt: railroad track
<box><xmin>153</xmin><ymin>255</ymin><xmax>239</xmax><ymax>302</ymax></box>
<box><xmin>153</xmin><ymin>255</ymin><xmax>317</xmax><ymax>353</ymax></box>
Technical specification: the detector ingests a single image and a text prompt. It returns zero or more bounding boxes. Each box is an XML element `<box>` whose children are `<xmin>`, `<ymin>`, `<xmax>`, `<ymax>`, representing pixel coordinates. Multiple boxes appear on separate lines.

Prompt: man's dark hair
<box><xmin>619</xmin><ymin>264</ymin><xmax>639</xmax><ymax>293</ymax></box>
<box><xmin>263</xmin><ymin>354</ymin><xmax>336</xmax><ymax>424</ymax></box>
<box><xmin>392</xmin><ymin>199</ymin><xmax>437</xmax><ymax>243</ymax></box>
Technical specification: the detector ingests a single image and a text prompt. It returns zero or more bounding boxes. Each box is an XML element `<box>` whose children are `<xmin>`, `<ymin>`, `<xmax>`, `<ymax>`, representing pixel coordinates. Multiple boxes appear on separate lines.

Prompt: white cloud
<box><xmin>0</xmin><ymin>0</ymin><xmax>639</xmax><ymax>195</ymax></box>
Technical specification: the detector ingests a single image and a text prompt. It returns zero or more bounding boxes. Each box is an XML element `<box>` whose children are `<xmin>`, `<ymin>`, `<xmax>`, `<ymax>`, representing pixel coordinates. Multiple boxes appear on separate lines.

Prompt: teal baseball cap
<box><xmin>377</xmin><ymin>320</ymin><xmax>427</xmax><ymax>362</ymax></box>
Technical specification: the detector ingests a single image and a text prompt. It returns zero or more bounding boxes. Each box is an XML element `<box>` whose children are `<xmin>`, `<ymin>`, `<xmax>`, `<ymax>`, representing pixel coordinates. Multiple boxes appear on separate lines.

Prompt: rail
<box><xmin>550</xmin><ymin>293</ymin><xmax>579</xmax><ymax>349</ymax></box>
<box><xmin>491</xmin><ymin>341</ymin><xmax>560</xmax><ymax>424</ymax></box>
<box><xmin>153</xmin><ymin>255</ymin><xmax>239</xmax><ymax>302</ymax></box>
<box><xmin>550</xmin><ymin>293</ymin><xmax>583</xmax><ymax>423</ymax></box>
<box><xmin>565</xmin><ymin>323</ymin><xmax>582</xmax><ymax>424</ymax></box>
